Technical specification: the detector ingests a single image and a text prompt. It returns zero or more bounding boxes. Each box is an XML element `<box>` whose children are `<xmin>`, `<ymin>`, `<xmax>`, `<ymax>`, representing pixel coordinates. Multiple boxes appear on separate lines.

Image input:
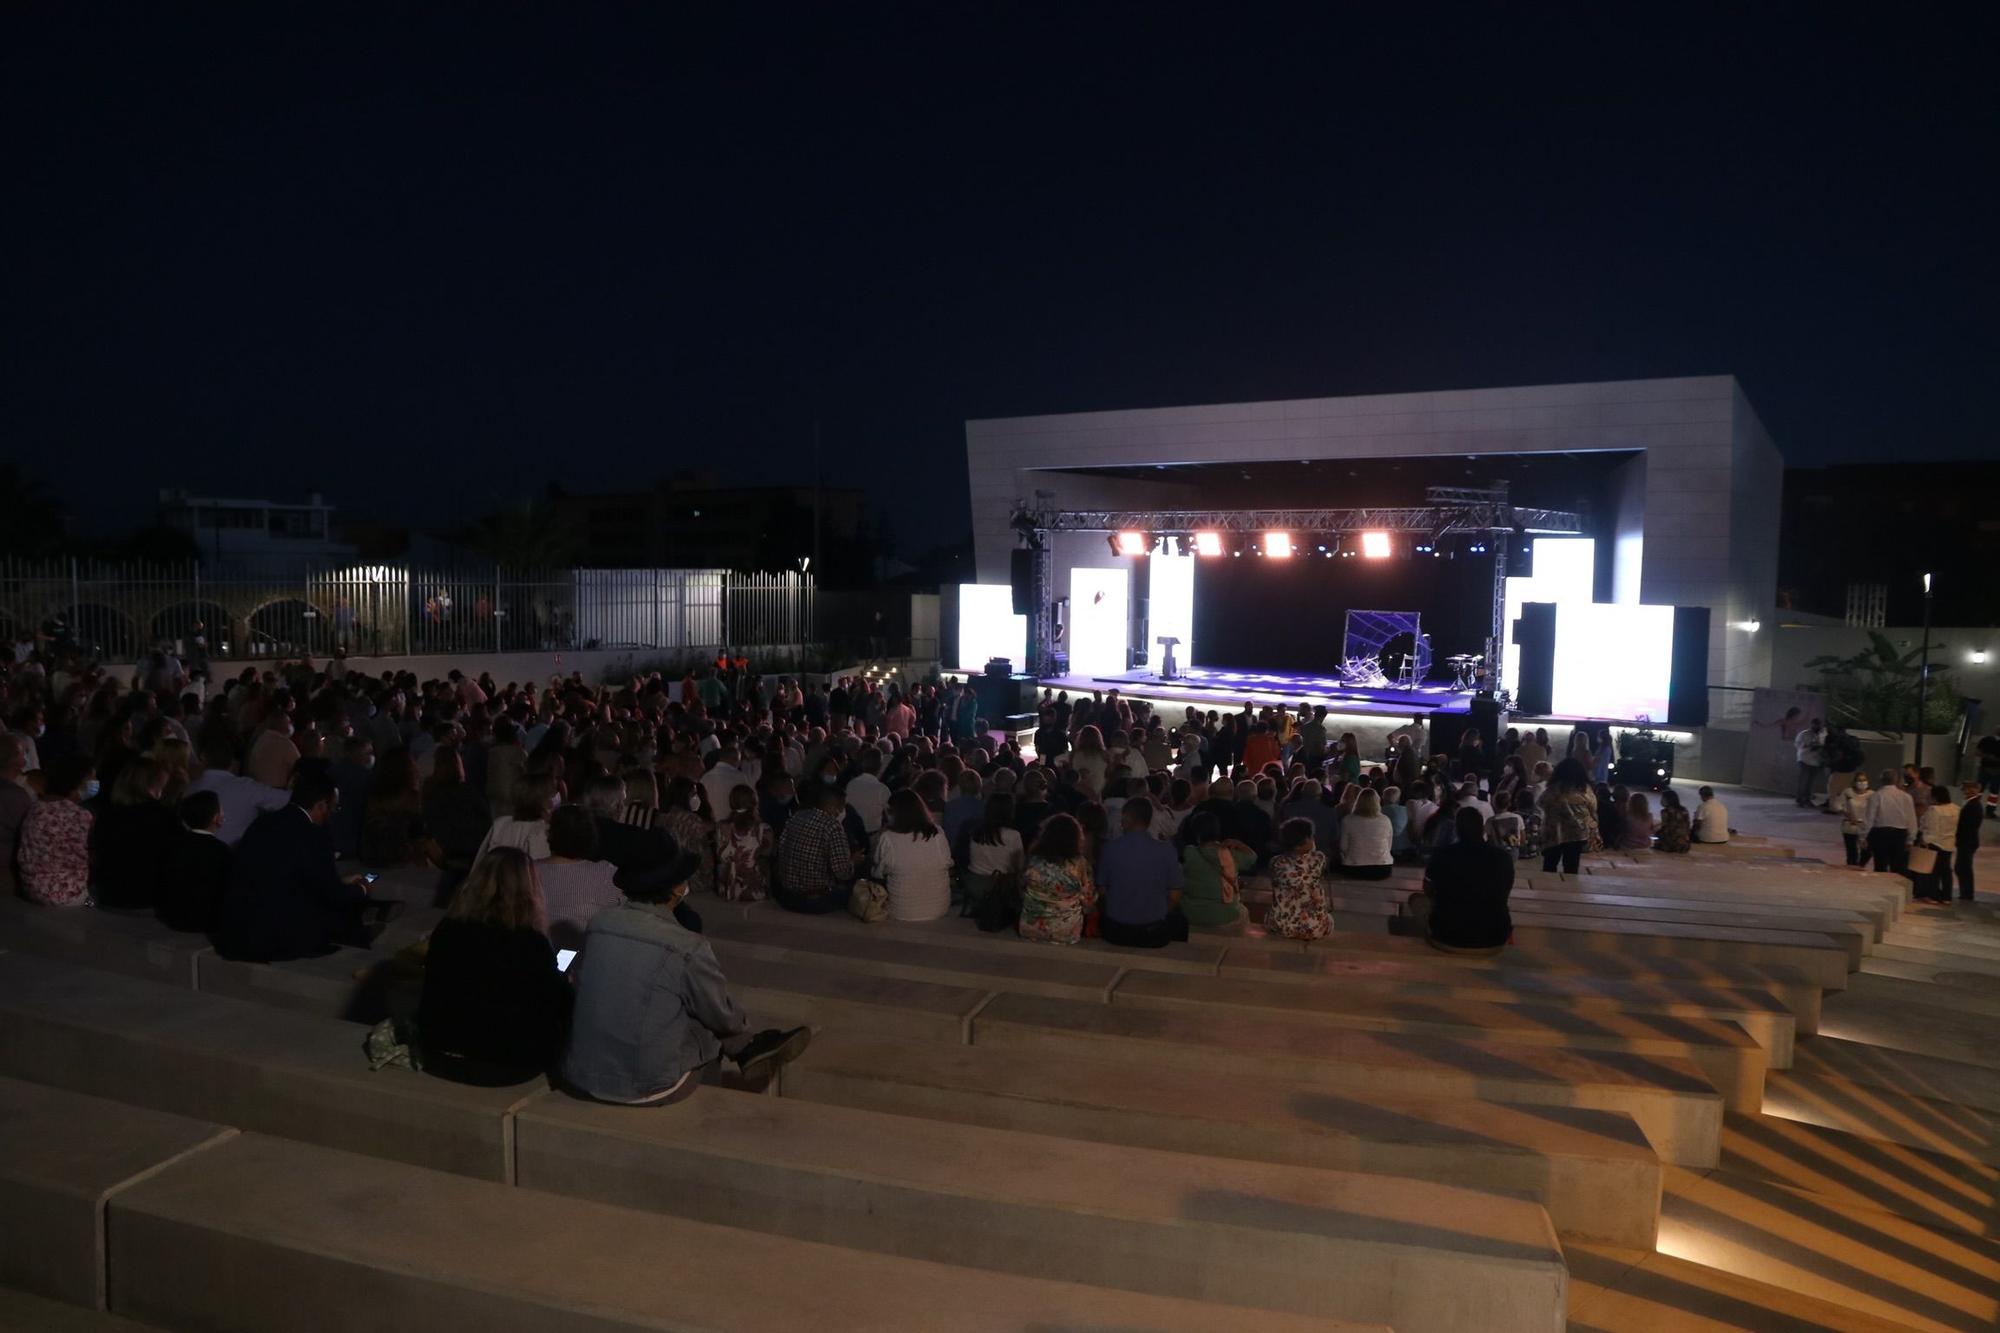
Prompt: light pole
<box><xmin>1916</xmin><ymin>572</ymin><xmax>1933</xmax><ymax>769</ymax></box>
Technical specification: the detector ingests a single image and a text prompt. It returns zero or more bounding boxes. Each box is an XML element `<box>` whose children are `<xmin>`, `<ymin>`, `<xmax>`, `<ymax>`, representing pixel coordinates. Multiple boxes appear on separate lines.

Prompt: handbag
<box><xmin>1906</xmin><ymin>845</ymin><xmax>1938</xmax><ymax>876</ymax></box>
<box><xmin>848</xmin><ymin>877</ymin><xmax>891</xmax><ymax>923</ymax></box>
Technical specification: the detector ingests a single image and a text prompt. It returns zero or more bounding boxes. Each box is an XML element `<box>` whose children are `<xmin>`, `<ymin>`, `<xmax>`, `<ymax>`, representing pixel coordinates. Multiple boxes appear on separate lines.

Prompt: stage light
<box><xmin>1262</xmin><ymin>532</ymin><xmax>1292</xmax><ymax>558</ymax></box>
<box><xmin>1360</xmin><ymin>531</ymin><xmax>1391</xmax><ymax>559</ymax></box>
<box><xmin>1192</xmin><ymin>531</ymin><xmax>1223</xmax><ymax>557</ymax></box>
<box><xmin>1110</xmin><ymin>531</ymin><xmax>1148</xmax><ymax>557</ymax></box>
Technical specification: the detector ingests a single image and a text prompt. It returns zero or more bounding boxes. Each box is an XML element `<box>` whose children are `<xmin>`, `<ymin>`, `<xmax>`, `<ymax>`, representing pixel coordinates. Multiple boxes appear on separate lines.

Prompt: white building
<box><xmin>159</xmin><ymin>490</ymin><xmax>355</xmax><ymax>565</ymax></box>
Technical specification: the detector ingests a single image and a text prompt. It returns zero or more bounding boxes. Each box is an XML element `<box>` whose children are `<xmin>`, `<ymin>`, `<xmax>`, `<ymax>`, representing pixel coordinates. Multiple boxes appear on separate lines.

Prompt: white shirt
<box><xmin>846</xmin><ymin>772</ymin><xmax>891</xmax><ymax>834</ymax></box>
<box><xmin>475</xmin><ymin>815</ymin><xmax>552</xmax><ymax>862</ymax></box>
<box><xmin>1861</xmin><ymin>785</ymin><xmax>1917</xmax><ymax>837</ymax></box>
<box><xmin>1406</xmin><ymin>799</ymin><xmax>1439</xmax><ymax>840</ymax></box>
<box><xmin>872</xmin><ymin>829</ymin><xmax>953</xmax><ymax>921</ymax></box>
<box><xmin>1339</xmin><ymin>813</ymin><xmax>1394</xmax><ymax>867</ymax></box>
<box><xmin>1694</xmin><ymin>798</ymin><xmax>1730</xmax><ymax>843</ymax></box>
<box><xmin>966</xmin><ymin>827</ymin><xmax>1024</xmax><ymax>878</ymax></box>
<box><xmin>187</xmin><ymin>768</ymin><xmax>291</xmax><ymax>844</ymax></box>
<box><xmin>701</xmin><ymin>762</ymin><xmax>747</xmax><ymax>818</ymax></box>
<box><xmin>1794</xmin><ymin>728</ymin><xmax>1825</xmax><ymax>766</ymax></box>
<box><xmin>1919</xmin><ymin>801</ymin><xmax>1957</xmax><ymax>853</ymax></box>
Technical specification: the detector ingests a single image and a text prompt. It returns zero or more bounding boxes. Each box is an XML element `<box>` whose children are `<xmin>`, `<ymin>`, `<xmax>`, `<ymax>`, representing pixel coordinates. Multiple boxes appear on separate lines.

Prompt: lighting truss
<box><xmin>1014</xmin><ymin>487</ymin><xmax>1583</xmax><ymax>540</ymax></box>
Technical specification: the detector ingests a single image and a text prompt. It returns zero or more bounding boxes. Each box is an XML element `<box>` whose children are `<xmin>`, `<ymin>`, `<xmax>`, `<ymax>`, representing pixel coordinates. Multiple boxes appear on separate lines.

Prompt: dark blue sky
<box><xmin>5</xmin><ymin>5</ymin><xmax>1995</xmax><ymax>552</ymax></box>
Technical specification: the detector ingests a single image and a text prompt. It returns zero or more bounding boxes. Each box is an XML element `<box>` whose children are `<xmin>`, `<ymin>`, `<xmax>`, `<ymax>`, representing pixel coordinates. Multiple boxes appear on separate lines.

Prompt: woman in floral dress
<box><xmin>1266</xmin><ymin>817</ymin><xmax>1333</xmax><ymax>940</ymax></box>
<box><xmin>20</xmin><ymin>756</ymin><xmax>97</xmax><ymax>907</ymax></box>
<box><xmin>712</xmin><ymin>784</ymin><xmax>773</xmax><ymax>902</ymax></box>
<box><xmin>1018</xmin><ymin>813</ymin><xmax>1096</xmax><ymax>945</ymax></box>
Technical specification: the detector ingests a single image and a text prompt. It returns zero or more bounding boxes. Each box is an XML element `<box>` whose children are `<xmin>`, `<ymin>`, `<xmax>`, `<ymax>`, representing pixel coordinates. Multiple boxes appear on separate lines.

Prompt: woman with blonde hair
<box><xmin>474</xmin><ymin>778</ymin><xmax>557</xmax><ymax>862</ymax></box>
<box><xmin>418</xmin><ymin>846</ymin><xmax>571</xmax><ymax>1086</ymax></box>
<box><xmin>90</xmin><ymin>756</ymin><xmax>179</xmax><ymax>909</ymax></box>
<box><xmin>149</xmin><ymin>736</ymin><xmax>194</xmax><ymax>804</ymax></box>
<box><xmin>1337</xmin><ymin>787</ymin><xmax>1394</xmax><ymax>879</ymax></box>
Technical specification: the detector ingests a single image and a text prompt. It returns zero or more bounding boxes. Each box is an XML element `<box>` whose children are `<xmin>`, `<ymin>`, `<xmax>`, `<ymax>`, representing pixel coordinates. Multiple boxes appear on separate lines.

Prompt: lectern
<box><xmin>1155</xmin><ymin>635</ymin><xmax>1181</xmax><ymax>681</ymax></box>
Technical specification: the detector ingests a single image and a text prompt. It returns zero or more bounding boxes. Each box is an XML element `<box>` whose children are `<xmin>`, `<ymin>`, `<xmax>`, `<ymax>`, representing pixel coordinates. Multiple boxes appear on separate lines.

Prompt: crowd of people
<box><xmin>16</xmin><ymin>640</ymin><xmax>1972</xmax><ymax>1101</ymax></box>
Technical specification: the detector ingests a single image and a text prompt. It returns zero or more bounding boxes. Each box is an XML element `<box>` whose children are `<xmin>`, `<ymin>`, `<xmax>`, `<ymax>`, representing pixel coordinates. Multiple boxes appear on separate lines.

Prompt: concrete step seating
<box><xmin>779</xmin><ymin>1032</ymin><xmax>1663</xmax><ymax>1248</ymax></box>
<box><xmin>0</xmin><ymin>953</ymin><xmax>1561</xmax><ymax>1331</ymax></box>
<box><xmin>107</xmin><ymin>1131</ymin><xmax>1387</xmax><ymax>1333</ymax></box>
<box><xmin>702</xmin><ymin>904</ymin><xmax>1797</xmax><ymax>1067</ymax></box>
<box><xmin>1564</xmin><ymin>1241</ymin><xmax>1920</xmax><ymax>1333</ymax></box>
<box><xmin>514</xmin><ymin>1080</ymin><xmax>1570</xmax><ymax>1329</ymax></box>
<box><xmin>970</xmin><ymin>990</ymin><xmax>1726</xmax><ymax>1167</ymax></box>
<box><xmin>1105</xmin><ymin>969</ymin><xmax>1770</xmax><ymax>1105</ymax></box>
<box><xmin>0</xmin><ymin>1287</ymin><xmax>168</xmax><ymax>1332</ymax></box>
<box><xmin>1217</xmin><ymin>933</ymin><xmax>1826</xmax><ymax>1036</ymax></box>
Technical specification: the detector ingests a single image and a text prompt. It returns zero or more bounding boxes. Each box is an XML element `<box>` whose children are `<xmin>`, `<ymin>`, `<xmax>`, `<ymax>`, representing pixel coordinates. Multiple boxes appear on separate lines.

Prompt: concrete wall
<box><xmin>966</xmin><ymin>376</ymin><xmax>1785</xmax><ymax>710</ymax></box>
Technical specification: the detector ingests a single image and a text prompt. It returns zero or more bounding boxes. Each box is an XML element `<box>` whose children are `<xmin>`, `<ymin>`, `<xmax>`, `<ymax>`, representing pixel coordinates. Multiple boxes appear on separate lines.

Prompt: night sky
<box><xmin>5</xmin><ymin>5</ymin><xmax>1995</xmax><ymax>554</ymax></box>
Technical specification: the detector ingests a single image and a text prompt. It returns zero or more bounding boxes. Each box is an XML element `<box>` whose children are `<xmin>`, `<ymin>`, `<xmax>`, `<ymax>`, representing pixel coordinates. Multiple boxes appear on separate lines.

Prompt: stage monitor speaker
<box><xmin>972</xmin><ymin>673</ymin><xmax>1036</xmax><ymax>725</ymax></box>
<box><xmin>1009</xmin><ymin>551</ymin><xmax>1035</xmax><ymax>616</ymax></box>
<box><xmin>1512</xmin><ymin>602</ymin><xmax>1557</xmax><ymax>716</ymax></box>
<box><xmin>1667</xmin><ymin>607</ymin><xmax>1711</xmax><ymax>727</ymax></box>
<box><xmin>1468</xmin><ymin>693</ymin><xmax>1501</xmax><ymax>753</ymax></box>
<box><xmin>1427</xmin><ymin>711</ymin><xmax>1469</xmax><ymax>765</ymax></box>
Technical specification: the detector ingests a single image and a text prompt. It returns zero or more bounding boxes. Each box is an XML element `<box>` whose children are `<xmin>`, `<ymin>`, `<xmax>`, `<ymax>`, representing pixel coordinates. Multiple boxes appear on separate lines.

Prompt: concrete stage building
<box><xmin>964</xmin><ymin>376</ymin><xmax>1782</xmax><ymax>741</ymax></box>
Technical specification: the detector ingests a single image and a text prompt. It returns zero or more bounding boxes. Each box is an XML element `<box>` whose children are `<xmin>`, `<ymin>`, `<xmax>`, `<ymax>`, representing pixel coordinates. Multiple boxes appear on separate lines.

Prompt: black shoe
<box><xmin>733</xmin><ymin>1026</ymin><xmax>813</xmax><ymax>1077</ymax></box>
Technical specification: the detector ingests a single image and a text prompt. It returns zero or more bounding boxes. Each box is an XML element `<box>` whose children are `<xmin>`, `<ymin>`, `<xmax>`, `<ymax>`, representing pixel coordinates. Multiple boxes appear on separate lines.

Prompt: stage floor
<box><xmin>1046</xmin><ymin>665</ymin><xmax>1473</xmax><ymax>720</ymax></box>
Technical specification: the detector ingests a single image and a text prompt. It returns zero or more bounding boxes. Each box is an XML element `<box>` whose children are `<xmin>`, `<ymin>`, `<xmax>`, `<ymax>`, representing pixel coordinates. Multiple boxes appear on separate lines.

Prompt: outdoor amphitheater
<box><xmin>2</xmin><ymin>788</ymin><xmax>1996</xmax><ymax>1332</ymax></box>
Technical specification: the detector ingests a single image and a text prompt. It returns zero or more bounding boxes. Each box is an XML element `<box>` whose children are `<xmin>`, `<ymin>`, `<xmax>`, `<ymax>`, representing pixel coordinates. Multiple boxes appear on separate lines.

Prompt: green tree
<box><xmin>1804</xmin><ymin>630</ymin><xmax>1958</xmax><ymax>735</ymax></box>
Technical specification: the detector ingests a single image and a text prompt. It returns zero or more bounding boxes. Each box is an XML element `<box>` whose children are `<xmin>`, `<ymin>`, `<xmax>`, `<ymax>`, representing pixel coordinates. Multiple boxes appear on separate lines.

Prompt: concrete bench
<box><xmin>1525</xmin><ymin>873</ymin><xmax>1899</xmax><ymax>935</ymax></box>
<box><xmin>971</xmin><ymin>991</ymin><xmax>1725</xmax><ymax>1168</ymax></box>
<box><xmin>700</xmin><ymin>913</ymin><xmax>1126</xmax><ymax>1001</ymax></box>
<box><xmin>0</xmin><ymin>1287</ymin><xmax>170</xmax><ymax>1331</ymax></box>
<box><xmin>705</xmin><ymin>948</ymin><xmax>994</xmax><ymax>1044</ymax></box>
<box><xmin>106</xmin><ymin>1131</ymin><xmax>1387</xmax><ymax>1333</ymax></box>
<box><xmin>1261</xmin><ymin>933</ymin><xmax>1826</xmax><ymax>1035</ymax></box>
<box><xmin>0</xmin><ymin>897</ymin><xmax>208</xmax><ymax>990</ymax></box>
<box><xmin>0</xmin><ymin>952</ymin><xmax>536</xmax><ymax>1182</ymax></box>
<box><xmin>0</xmin><ymin>1076</ymin><xmax>235</xmax><ymax>1309</ymax></box>
<box><xmin>782</xmin><ymin>1033</ymin><xmax>1662</xmax><ymax>1248</ymax></box>
<box><xmin>1498</xmin><ymin>912</ymin><xmax>1853</xmax><ymax>988</ymax></box>
<box><xmin>738</xmin><ymin>899</ymin><xmax>1229</xmax><ymax>974</ymax></box>
<box><xmin>514</xmin><ymin>1084</ymin><xmax>1570</xmax><ymax>1330</ymax></box>
<box><xmin>193</xmin><ymin>945</ymin><xmax>408</xmax><ymax>1023</ymax></box>
<box><xmin>1786</xmin><ymin>1038</ymin><xmax>2000</xmax><ymax>1116</ymax></box>
<box><xmin>1107</xmin><ymin>969</ymin><xmax>1768</xmax><ymax>1108</ymax></box>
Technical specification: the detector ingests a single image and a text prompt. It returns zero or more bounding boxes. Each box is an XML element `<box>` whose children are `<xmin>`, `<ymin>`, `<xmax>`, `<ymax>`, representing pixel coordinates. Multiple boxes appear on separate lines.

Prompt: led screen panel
<box><xmin>1551</xmin><ymin>601</ymin><xmax>1674</xmax><ymax>721</ymax></box>
<box><xmin>955</xmin><ymin>583</ymin><xmax>1026</xmax><ymax>671</ymax></box>
<box><xmin>1501</xmin><ymin>538</ymin><xmax>1595</xmax><ymax>691</ymax></box>
<box><xmin>1148</xmin><ymin>552</ymin><xmax>1195</xmax><ymax>670</ymax></box>
<box><xmin>1068</xmin><ymin>567</ymin><xmax>1130</xmax><ymax>677</ymax></box>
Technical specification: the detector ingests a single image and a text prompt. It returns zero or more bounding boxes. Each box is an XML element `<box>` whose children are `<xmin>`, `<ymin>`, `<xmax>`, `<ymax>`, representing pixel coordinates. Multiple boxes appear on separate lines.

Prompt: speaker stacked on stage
<box><xmin>1511</xmin><ymin>603</ymin><xmax>1558</xmax><ymax>716</ymax></box>
<box><xmin>1667</xmin><ymin>607</ymin><xmax>1711</xmax><ymax>727</ymax></box>
<box><xmin>1009</xmin><ymin>551</ymin><xmax>1036</xmax><ymax>616</ymax></box>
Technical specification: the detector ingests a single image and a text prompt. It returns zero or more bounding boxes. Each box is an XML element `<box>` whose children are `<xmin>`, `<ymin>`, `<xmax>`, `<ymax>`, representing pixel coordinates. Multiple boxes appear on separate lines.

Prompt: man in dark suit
<box><xmin>1958</xmin><ymin>780</ymin><xmax>1984</xmax><ymax>902</ymax></box>
<box><xmin>215</xmin><ymin>767</ymin><xmax>372</xmax><ymax>961</ymax></box>
<box><xmin>156</xmin><ymin>790</ymin><xmax>233</xmax><ymax>933</ymax></box>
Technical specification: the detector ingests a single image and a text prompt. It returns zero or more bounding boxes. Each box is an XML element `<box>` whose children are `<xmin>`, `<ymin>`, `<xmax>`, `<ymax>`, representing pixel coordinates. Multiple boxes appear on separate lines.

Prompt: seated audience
<box><xmin>360</xmin><ymin>748</ymin><xmax>430</xmax><ymax>868</ymax></box>
<box><xmin>89</xmin><ymin>756</ymin><xmax>178</xmax><ymax>909</ymax></box>
<box><xmin>19</xmin><ymin>754</ymin><xmax>96</xmax><ymax>906</ymax></box>
<box><xmin>1096</xmin><ymin>797</ymin><xmax>1188</xmax><ymax>947</ymax></box>
<box><xmin>774</xmin><ymin>780</ymin><xmax>857</xmax><ymax>913</ymax></box>
<box><xmin>872</xmin><ymin>788</ymin><xmax>953</xmax><ymax>921</ymax></box>
<box><xmin>475</xmin><ymin>778</ymin><xmax>557</xmax><ymax>862</ymax></box>
<box><xmin>1178</xmin><ymin>811</ymin><xmax>1253</xmax><ymax>929</ymax></box>
<box><xmin>963</xmin><ymin>792</ymin><xmax>1025</xmax><ymax>917</ymax></box>
<box><xmin>1336</xmin><ymin>788</ymin><xmax>1395</xmax><ymax>878</ymax></box>
<box><xmin>1620</xmin><ymin>792</ymin><xmax>1656</xmax><ymax>850</ymax></box>
<box><xmin>186</xmin><ymin>737</ymin><xmax>289</xmax><ymax>845</ymax></box>
<box><xmin>656</xmin><ymin>776</ymin><xmax>716</xmax><ymax>896</ymax></box>
<box><xmin>0</xmin><ymin>734</ymin><xmax>32</xmax><ymax>895</ymax></box>
<box><xmin>156</xmin><ymin>790</ymin><xmax>232</xmax><ymax>933</ymax></box>
<box><xmin>1693</xmin><ymin>785</ymin><xmax>1731</xmax><ymax>844</ymax></box>
<box><xmin>712</xmin><ymin>784</ymin><xmax>774</xmax><ymax>903</ymax></box>
<box><xmin>535</xmin><ymin>805</ymin><xmax>626</xmax><ymax>949</ymax></box>
<box><xmin>1018</xmin><ymin>812</ymin><xmax>1096</xmax><ymax>945</ymax></box>
<box><xmin>1411</xmin><ymin>806</ymin><xmax>1515</xmax><ymax>953</ymax></box>
<box><xmin>420</xmin><ymin>742</ymin><xmax>491</xmax><ymax>888</ymax></box>
<box><xmin>1266</xmin><ymin>817</ymin><xmax>1333</xmax><ymax>940</ymax></box>
<box><xmin>1485</xmin><ymin>789</ymin><xmax>1525</xmax><ymax>853</ymax></box>
<box><xmin>215</xmin><ymin>768</ymin><xmax>372</xmax><ymax>961</ymax></box>
<box><xmin>419</xmin><ymin>847</ymin><xmax>574</xmax><ymax>1086</ymax></box>
<box><xmin>1655</xmin><ymin>788</ymin><xmax>1692</xmax><ymax>853</ymax></box>
<box><xmin>560</xmin><ymin>849</ymin><xmax>810</xmax><ymax>1104</ymax></box>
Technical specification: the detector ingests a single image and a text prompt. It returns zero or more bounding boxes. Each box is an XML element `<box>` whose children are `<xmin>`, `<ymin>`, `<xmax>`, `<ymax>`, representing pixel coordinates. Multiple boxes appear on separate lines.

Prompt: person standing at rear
<box><xmin>1957</xmin><ymin>779</ymin><xmax>1982</xmax><ymax>901</ymax></box>
<box><xmin>1794</xmin><ymin>718</ymin><xmax>1826</xmax><ymax>808</ymax></box>
<box><xmin>1860</xmin><ymin>768</ymin><xmax>1916</xmax><ymax>880</ymax></box>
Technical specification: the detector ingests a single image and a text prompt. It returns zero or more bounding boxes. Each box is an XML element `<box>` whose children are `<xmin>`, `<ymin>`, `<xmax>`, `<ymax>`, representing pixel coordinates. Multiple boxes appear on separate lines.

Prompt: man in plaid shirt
<box><xmin>775</xmin><ymin>781</ymin><xmax>857</xmax><ymax>913</ymax></box>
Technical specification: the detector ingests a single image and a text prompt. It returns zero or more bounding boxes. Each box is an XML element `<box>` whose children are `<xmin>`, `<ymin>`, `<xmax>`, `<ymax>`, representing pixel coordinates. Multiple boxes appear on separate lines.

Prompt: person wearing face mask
<box><xmin>246</xmin><ymin>708</ymin><xmax>301</xmax><ymax>788</ymax></box>
<box><xmin>21</xmin><ymin>755</ymin><xmax>98</xmax><ymax>906</ymax></box>
<box><xmin>1835</xmin><ymin>771</ymin><xmax>1873</xmax><ymax>867</ymax></box>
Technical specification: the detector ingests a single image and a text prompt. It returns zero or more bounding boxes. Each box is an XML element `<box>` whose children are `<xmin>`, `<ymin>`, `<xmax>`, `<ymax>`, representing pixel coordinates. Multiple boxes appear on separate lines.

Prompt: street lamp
<box><xmin>1916</xmin><ymin>572</ymin><xmax>1933</xmax><ymax>769</ymax></box>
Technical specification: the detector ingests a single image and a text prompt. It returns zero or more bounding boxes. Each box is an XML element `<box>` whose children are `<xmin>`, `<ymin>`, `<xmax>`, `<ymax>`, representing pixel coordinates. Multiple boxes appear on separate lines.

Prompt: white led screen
<box><xmin>1502</xmin><ymin>538</ymin><xmax>1595</xmax><ymax>692</ymax></box>
<box><xmin>1148</xmin><ymin>551</ymin><xmax>1195</xmax><ymax>671</ymax></box>
<box><xmin>1551</xmin><ymin>601</ymin><xmax>1674</xmax><ymax>722</ymax></box>
<box><xmin>1068</xmin><ymin>567</ymin><xmax>1130</xmax><ymax>677</ymax></box>
<box><xmin>955</xmin><ymin>584</ymin><xmax>1026</xmax><ymax>671</ymax></box>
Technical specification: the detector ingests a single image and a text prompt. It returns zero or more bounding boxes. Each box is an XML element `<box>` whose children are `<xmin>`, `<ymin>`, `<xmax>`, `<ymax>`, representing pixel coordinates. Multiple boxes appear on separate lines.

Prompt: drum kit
<box><xmin>1444</xmin><ymin>653</ymin><xmax>1485</xmax><ymax>691</ymax></box>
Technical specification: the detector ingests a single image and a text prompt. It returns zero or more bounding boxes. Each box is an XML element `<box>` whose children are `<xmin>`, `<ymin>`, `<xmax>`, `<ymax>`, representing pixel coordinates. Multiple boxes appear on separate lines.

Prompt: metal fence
<box><xmin>0</xmin><ymin>558</ymin><xmax>816</xmax><ymax>663</ymax></box>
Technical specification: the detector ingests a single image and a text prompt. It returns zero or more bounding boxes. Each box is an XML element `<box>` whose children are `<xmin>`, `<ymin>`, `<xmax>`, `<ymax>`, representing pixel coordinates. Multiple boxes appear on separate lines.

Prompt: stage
<box><xmin>1045</xmin><ymin>665</ymin><xmax>1474</xmax><ymax>722</ymax></box>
